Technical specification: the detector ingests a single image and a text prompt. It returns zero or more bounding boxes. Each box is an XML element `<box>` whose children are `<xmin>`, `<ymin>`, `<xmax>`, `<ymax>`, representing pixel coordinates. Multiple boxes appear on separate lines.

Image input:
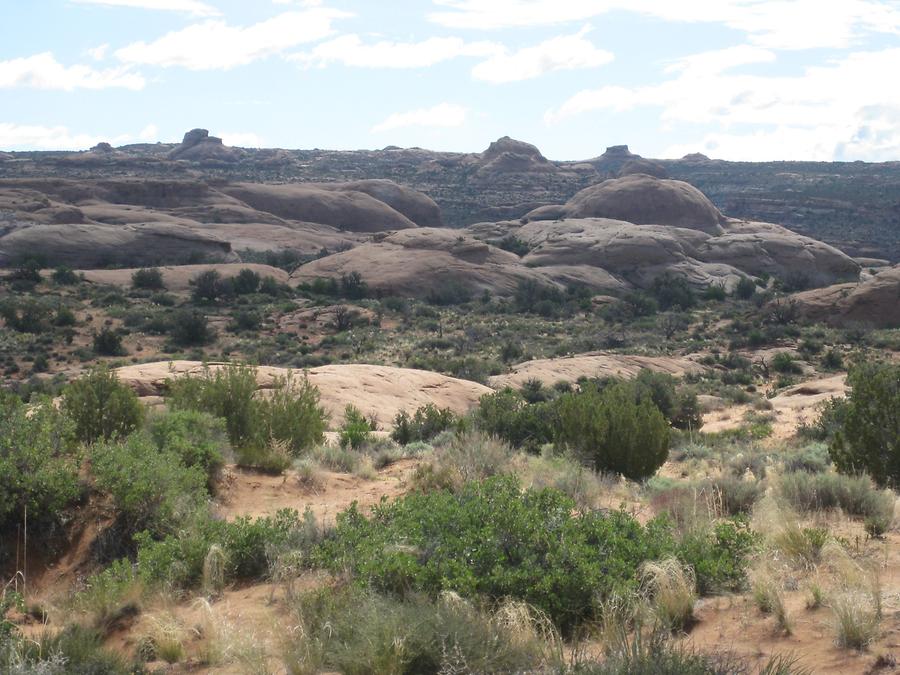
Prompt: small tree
<box><xmin>555</xmin><ymin>382</ymin><xmax>669</xmax><ymax>480</ymax></box>
<box><xmin>340</xmin><ymin>405</ymin><xmax>371</xmax><ymax>449</ymax></box>
<box><xmin>93</xmin><ymin>327</ymin><xmax>126</xmax><ymax>356</ymax></box>
<box><xmin>170</xmin><ymin>309</ymin><xmax>214</xmax><ymax>347</ymax></box>
<box><xmin>61</xmin><ymin>366</ymin><xmax>144</xmax><ymax>444</ymax></box>
<box><xmin>232</xmin><ymin>268</ymin><xmax>261</xmax><ymax>295</ymax></box>
<box><xmin>191</xmin><ymin>270</ymin><xmax>223</xmax><ymax>303</ymax></box>
<box><xmin>829</xmin><ymin>361</ymin><xmax>900</xmax><ymax>488</ymax></box>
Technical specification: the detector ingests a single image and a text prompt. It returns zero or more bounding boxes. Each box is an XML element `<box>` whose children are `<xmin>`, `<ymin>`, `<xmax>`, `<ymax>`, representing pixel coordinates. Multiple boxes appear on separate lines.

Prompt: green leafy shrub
<box><xmin>61</xmin><ymin>366</ymin><xmax>144</xmax><ymax>444</ymax></box>
<box><xmin>771</xmin><ymin>352</ymin><xmax>802</xmax><ymax>374</ymax></box>
<box><xmin>651</xmin><ymin>274</ymin><xmax>696</xmax><ymax>311</ymax></box>
<box><xmin>555</xmin><ymin>382</ymin><xmax>669</xmax><ymax>480</ymax></box>
<box><xmin>0</xmin><ymin>394</ymin><xmax>81</xmax><ymax>534</ymax></box>
<box><xmin>93</xmin><ymin>327</ymin><xmax>126</xmax><ymax>356</ymax></box>
<box><xmin>145</xmin><ymin>410</ymin><xmax>228</xmax><ymax>491</ymax></box>
<box><xmin>169</xmin><ymin>308</ymin><xmax>214</xmax><ymax>347</ymax></box>
<box><xmin>339</xmin><ymin>405</ymin><xmax>372</xmax><ymax>449</ymax></box>
<box><xmin>475</xmin><ymin>389</ymin><xmax>556</xmax><ymax>452</ymax></box>
<box><xmin>778</xmin><ymin>471</ymin><xmax>895</xmax><ymax>526</ymax></box>
<box><xmin>828</xmin><ymin>361</ymin><xmax>900</xmax><ymax>488</ymax></box>
<box><xmin>91</xmin><ymin>434</ymin><xmax>207</xmax><ymax>538</ymax></box>
<box><xmin>734</xmin><ymin>276</ymin><xmax>758</xmax><ymax>300</ymax></box>
<box><xmin>51</xmin><ymin>266</ymin><xmax>80</xmax><ymax>285</ymax></box>
<box><xmin>314</xmin><ymin>475</ymin><xmax>677</xmax><ymax>632</ymax></box>
<box><xmin>190</xmin><ymin>269</ymin><xmax>223</xmax><ymax>303</ymax></box>
<box><xmin>391</xmin><ymin>404</ymin><xmax>457</xmax><ymax>445</ymax></box>
<box><xmin>131</xmin><ymin>267</ymin><xmax>165</xmax><ymax>290</ymax></box>
<box><xmin>258</xmin><ymin>373</ymin><xmax>328</xmax><ymax>455</ymax></box>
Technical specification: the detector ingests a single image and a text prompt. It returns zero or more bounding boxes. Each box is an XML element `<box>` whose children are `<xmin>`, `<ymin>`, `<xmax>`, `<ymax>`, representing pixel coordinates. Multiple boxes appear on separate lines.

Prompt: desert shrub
<box><xmin>0</xmin><ymin>299</ymin><xmax>50</xmax><ymax>333</ymax></box>
<box><xmin>91</xmin><ymin>434</ymin><xmax>207</xmax><ymax>538</ymax></box>
<box><xmin>391</xmin><ymin>404</ymin><xmax>456</xmax><ymax>445</ymax></box>
<box><xmin>74</xmin><ymin>558</ymin><xmax>142</xmax><ymax>631</ymax></box>
<box><xmin>475</xmin><ymin>389</ymin><xmax>556</xmax><ymax>452</ymax></box>
<box><xmin>676</xmin><ymin>519</ymin><xmax>756</xmax><ymax>595</ymax></box>
<box><xmin>61</xmin><ymin>366</ymin><xmax>144</xmax><ymax>444</ymax></box>
<box><xmin>781</xmin><ymin>443</ymin><xmax>831</xmax><ymax>473</ymax></box>
<box><xmin>258</xmin><ymin>374</ymin><xmax>328</xmax><ymax>455</ymax></box>
<box><xmin>521</xmin><ymin>377</ymin><xmax>549</xmax><ymax>403</ymax></box>
<box><xmin>555</xmin><ymin>382</ymin><xmax>669</xmax><ymax>481</ymax></box>
<box><xmin>495</xmin><ymin>234</ymin><xmax>531</xmax><ymax>257</ymax></box>
<box><xmin>51</xmin><ymin>266</ymin><xmax>80</xmax><ymax>285</ymax></box>
<box><xmin>651</xmin><ymin>274</ymin><xmax>696</xmax><ymax>311</ymax></box>
<box><xmin>13</xmin><ymin>624</ymin><xmax>129</xmax><ymax>674</ymax></box>
<box><xmin>92</xmin><ymin>327</ymin><xmax>126</xmax><ymax>356</ymax></box>
<box><xmin>169</xmin><ymin>308</ymin><xmax>214</xmax><ymax>347</ymax></box>
<box><xmin>734</xmin><ymin>276</ymin><xmax>758</xmax><ymax>300</ymax></box>
<box><xmin>228</xmin><ymin>310</ymin><xmax>261</xmax><ymax>332</ymax></box>
<box><xmin>168</xmin><ymin>366</ymin><xmax>326</xmax><ymax>456</ymax></box>
<box><xmin>640</xmin><ymin>557</ymin><xmax>697</xmax><ymax>632</ymax></box>
<box><xmin>771</xmin><ymin>352</ymin><xmax>802</xmax><ymax>374</ymax></box>
<box><xmin>190</xmin><ymin>269</ymin><xmax>223</xmax><ymax>303</ymax></box>
<box><xmin>821</xmin><ymin>348</ymin><xmax>844</xmax><ymax>370</ymax></box>
<box><xmin>314</xmin><ymin>475</ymin><xmax>676</xmax><ymax>632</ymax></box>
<box><xmin>426</xmin><ymin>281</ymin><xmax>472</xmax><ymax>305</ymax></box>
<box><xmin>777</xmin><ymin>471</ymin><xmax>894</xmax><ymax>526</ymax></box>
<box><xmin>135</xmin><ymin>508</ymin><xmax>319</xmax><ymax>588</ymax></box>
<box><xmin>707</xmin><ymin>476</ymin><xmax>765</xmax><ymax>515</ymax></box>
<box><xmin>828</xmin><ymin>361</ymin><xmax>900</xmax><ymax>488</ymax></box>
<box><xmin>54</xmin><ymin>305</ymin><xmax>77</xmax><ymax>327</ymax></box>
<box><xmin>339</xmin><ymin>405</ymin><xmax>371</xmax><ymax>450</ymax></box>
<box><xmin>0</xmin><ymin>394</ymin><xmax>81</xmax><ymax>533</ymax></box>
<box><xmin>145</xmin><ymin>410</ymin><xmax>228</xmax><ymax>491</ymax></box>
<box><xmin>235</xmin><ymin>440</ymin><xmax>293</xmax><ymax>475</ymax></box>
<box><xmin>703</xmin><ymin>283</ymin><xmax>727</xmax><ymax>301</ymax></box>
<box><xmin>131</xmin><ymin>267</ymin><xmax>165</xmax><ymax>290</ymax></box>
<box><xmin>283</xmin><ymin>584</ymin><xmax>557</xmax><ymax>675</ymax></box>
<box><xmin>232</xmin><ymin>268</ymin><xmax>261</xmax><ymax>295</ymax></box>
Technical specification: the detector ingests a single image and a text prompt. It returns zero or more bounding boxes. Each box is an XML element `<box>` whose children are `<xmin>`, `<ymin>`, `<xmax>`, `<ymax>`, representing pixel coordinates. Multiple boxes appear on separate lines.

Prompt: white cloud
<box><xmin>546</xmin><ymin>46</ymin><xmax>900</xmax><ymax>160</ymax></box>
<box><xmin>471</xmin><ymin>27</ymin><xmax>613</xmax><ymax>83</ymax></box>
<box><xmin>70</xmin><ymin>0</ymin><xmax>220</xmax><ymax>16</ymax></box>
<box><xmin>0</xmin><ymin>52</ymin><xmax>144</xmax><ymax>90</ymax></box>
<box><xmin>0</xmin><ymin>123</ymin><xmax>133</xmax><ymax>150</ymax></box>
<box><xmin>138</xmin><ymin>123</ymin><xmax>158</xmax><ymax>140</ymax></box>
<box><xmin>429</xmin><ymin>0</ymin><xmax>900</xmax><ymax>50</ymax></box>
<box><xmin>116</xmin><ymin>8</ymin><xmax>351</xmax><ymax>70</ymax></box>
<box><xmin>219</xmin><ymin>131</ymin><xmax>264</xmax><ymax>147</ymax></box>
<box><xmin>291</xmin><ymin>34</ymin><xmax>499</xmax><ymax>69</ymax></box>
<box><xmin>87</xmin><ymin>43</ymin><xmax>110</xmax><ymax>61</ymax></box>
<box><xmin>372</xmin><ymin>103</ymin><xmax>468</xmax><ymax>133</ymax></box>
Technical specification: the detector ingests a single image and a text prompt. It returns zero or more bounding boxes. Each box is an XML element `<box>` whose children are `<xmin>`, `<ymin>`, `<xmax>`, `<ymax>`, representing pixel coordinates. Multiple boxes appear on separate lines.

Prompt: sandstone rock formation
<box><xmin>80</xmin><ymin>263</ymin><xmax>289</xmax><ymax>292</ymax></box>
<box><xmin>290</xmin><ymin>227</ymin><xmax>559</xmax><ymax>297</ymax></box>
<box><xmin>168</xmin><ymin>128</ymin><xmax>244</xmax><ymax>162</ymax></box>
<box><xmin>489</xmin><ymin>352</ymin><xmax>705</xmax><ymax>389</ymax></box>
<box><xmin>474</xmin><ymin>136</ymin><xmax>555</xmax><ymax>180</ymax></box>
<box><xmin>789</xmin><ymin>265</ymin><xmax>900</xmax><ymax>328</ymax></box>
<box><xmin>113</xmin><ymin>361</ymin><xmax>492</xmax><ymax>429</ymax></box>
<box><xmin>525</xmin><ymin>174</ymin><xmax>726</xmax><ymax>234</ymax></box>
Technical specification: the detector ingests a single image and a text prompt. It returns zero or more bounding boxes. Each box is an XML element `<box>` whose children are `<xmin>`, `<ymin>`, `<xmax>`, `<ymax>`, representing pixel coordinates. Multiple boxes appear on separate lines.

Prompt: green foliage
<box><xmin>91</xmin><ymin>433</ymin><xmax>207</xmax><ymax>538</ymax></box>
<box><xmin>61</xmin><ymin>366</ymin><xmax>144</xmax><ymax>444</ymax></box>
<box><xmin>426</xmin><ymin>281</ymin><xmax>472</xmax><ymax>306</ymax></box>
<box><xmin>778</xmin><ymin>471</ymin><xmax>895</xmax><ymax>526</ymax></box>
<box><xmin>315</xmin><ymin>475</ymin><xmax>678</xmax><ymax>632</ymax></box>
<box><xmin>676</xmin><ymin>519</ymin><xmax>756</xmax><ymax>595</ymax></box>
<box><xmin>555</xmin><ymin>382</ymin><xmax>669</xmax><ymax>480</ymax></box>
<box><xmin>190</xmin><ymin>269</ymin><xmax>223</xmax><ymax>303</ymax></box>
<box><xmin>0</xmin><ymin>298</ymin><xmax>50</xmax><ymax>333</ymax></box>
<box><xmin>145</xmin><ymin>410</ymin><xmax>228</xmax><ymax>490</ymax></box>
<box><xmin>284</xmin><ymin>585</ymin><xmax>554</xmax><ymax>675</ymax></box>
<box><xmin>130</xmin><ymin>267</ymin><xmax>165</xmax><ymax>290</ymax></box>
<box><xmin>0</xmin><ymin>394</ymin><xmax>80</xmax><ymax>532</ymax></box>
<box><xmin>771</xmin><ymin>352</ymin><xmax>801</xmax><ymax>374</ymax></box>
<box><xmin>475</xmin><ymin>388</ymin><xmax>556</xmax><ymax>452</ymax></box>
<box><xmin>232</xmin><ymin>268</ymin><xmax>261</xmax><ymax>295</ymax></box>
<box><xmin>734</xmin><ymin>276</ymin><xmax>758</xmax><ymax>300</ymax></box>
<box><xmin>51</xmin><ymin>266</ymin><xmax>80</xmax><ymax>285</ymax></box>
<box><xmin>169</xmin><ymin>308</ymin><xmax>214</xmax><ymax>347</ymax></box>
<box><xmin>13</xmin><ymin>624</ymin><xmax>129</xmax><ymax>674</ymax></box>
<box><xmin>828</xmin><ymin>361</ymin><xmax>900</xmax><ymax>488</ymax></box>
<box><xmin>391</xmin><ymin>404</ymin><xmax>457</xmax><ymax>445</ymax></box>
<box><xmin>340</xmin><ymin>405</ymin><xmax>372</xmax><ymax>449</ymax></box>
<box><xmin>651</xmin><ymin>274</ymin><xmax>696</xmax><ymax>311</ymax></box>
<box><xmin>167</xmin><ymin>365</ymin><xmax>326</xmax><ymax>456</ymax></box>
<box><xmin>92</xmin><ymin>327</ymin><xmax>126</xmax><ymax>356</ymax></box>
<box><xmin>495</xmin><ymin>234</ymin><xmax>531</xmax><ymax>257</ymax></box>
<box><xmin>135</xmin><ymin>508</ymin><xmax>319</xmax><ymax>588</ymax></box>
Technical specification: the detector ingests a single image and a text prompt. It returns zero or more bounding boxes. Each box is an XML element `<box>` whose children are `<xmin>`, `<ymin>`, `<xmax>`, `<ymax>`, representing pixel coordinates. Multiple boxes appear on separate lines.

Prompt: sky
<box><xmin>2</xmin><ymin>0</ymin><xmax>900</xmax><ymax>161</ymax></box>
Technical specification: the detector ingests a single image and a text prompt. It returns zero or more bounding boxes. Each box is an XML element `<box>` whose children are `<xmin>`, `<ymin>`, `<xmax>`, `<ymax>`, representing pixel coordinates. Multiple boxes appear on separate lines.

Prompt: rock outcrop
<box><xmin>790</xmin><ymin>265</ymin><xmax>900</xmax><ymax>328</ymax></box>
<box><xmin>168</xmin><ymin>128</ymin><xmax>243</xmax><ymax>162</ymax></box>
<box><xmin>525</xmin><ymin>174</ymin><xmax>725</xmax><ymax>234</ymax></box>
<box><xmin>474</xmin><ymin>136</ymin><xmax>555</xmax><ymax>180</ymax></box>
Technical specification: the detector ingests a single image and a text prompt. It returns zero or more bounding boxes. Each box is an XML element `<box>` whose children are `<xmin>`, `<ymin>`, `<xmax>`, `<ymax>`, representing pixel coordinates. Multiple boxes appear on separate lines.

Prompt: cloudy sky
<box><xmin>2</xmin><ymin>0</ymin><xmax>900</xmax><ymax>161</ymax></box>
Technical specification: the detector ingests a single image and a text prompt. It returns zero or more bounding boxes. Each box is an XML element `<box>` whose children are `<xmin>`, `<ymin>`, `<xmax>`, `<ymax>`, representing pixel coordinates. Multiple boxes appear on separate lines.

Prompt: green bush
<box><xmin>828</xmin><ymin>361</ymin><xmax>900</xmax><ymax>488</ymax></box>
<box><xmin>778</xmin><ymin>471</ymin><xmax>895</xmax><ymax>523</ymax></box>
<box><xmin>0</xmin><ymin>394</ymin><xmax>81</xmax><ymax>533</ymax></box>
<box><xmin>91</xmin><ymin>434</ymin><xmax>207</xmax><ymax>538</ymax></box>
<box><xmin>315</xmin><ymin>475</ymin><xmax>678</xmax><ymax>632</ymax></box>
<box><xmin>734</xmin><ymin>276</ymin><xmax>758</xmax><ymax>300</ymax></box>
<box><xmin>232</xmin><ymin>268</ymin><xmax>261</xmax><ymax>295</ymax></box>
<box><xmin>51</xmin><ymin>266</ymin><xmax>80</xmax><ymax>285</ymax></box>
<box><xmin>555</xmin><ymin>382</ymin><xmax>669</xmax><ymax>481</ymax></box>
<box><xmin>167</xmin><ymin>365</ymin><xmax>326</xmax><ymax>456</ymax></box>
<box><xmin>61</xmin><ymin>366</ymin><xmax>144</xmax><ymax>444</ymax></box>
<box><xmin>340</xmin><ymin>405</ymin><xmax>372</xmax><ymax>449</ymax></box>
<box><xmin>651</xmin><ymin>275</ymin><xmax>696</xmax><ymax>311</ymax></box>
<box><xmin>190</xmin><ymin>269</ymin><xmax>223</xmax><ymax>303</ymax></box>
<box><xmin>169</xmin><ymin>308</ymin><xmax>214</xmax><ymax>347</ymax></box>
<box><xmin>131</xmin><ymin>267</ymin><xmax>165</xmax><ymax>290</ymax></box>
<box><xmin>145</xmin><ymin>410</ymin><xmax>228</xmax><ymax>491</ymax></box>
<box><xmin>92</xmin><ymin>327</ymin><xmax>126</xmax><ymax>356</ymax></box>
<box><xmin>475</xmin><ymin>389</ymin><xmax>556</xmax><ymax>452</ymax></box>
<box><xmin>391</xmin><ymin>404</ymin><xmax>457</xmax><ymax>445</ymax></box>
<box><xmin>771</xmin><ymin>352</ymin><xmax>802</xmax><ymax>374</ymax></box>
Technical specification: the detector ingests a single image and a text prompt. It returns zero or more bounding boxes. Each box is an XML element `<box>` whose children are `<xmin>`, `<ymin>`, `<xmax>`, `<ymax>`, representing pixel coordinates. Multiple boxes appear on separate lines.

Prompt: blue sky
<box><xmin>2</xmin><ymin>0</ymin><xmax>899</xmax><ymax>161</ymax></box>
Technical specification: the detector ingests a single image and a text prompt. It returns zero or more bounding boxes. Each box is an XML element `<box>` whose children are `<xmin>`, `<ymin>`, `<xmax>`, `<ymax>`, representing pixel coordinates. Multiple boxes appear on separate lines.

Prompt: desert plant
<box><xmin>169</xmin><ymin>308</ymin><xmax>214</xmax><ymax>346</ymax></box>
<box><xmin>61</xmin><ymin>366</ymin><xmax>144</xmax><ymax>444</ymax></box>
<box><xmin>829</xmin><ymin>361</ymin><xmax>900</xmax><ymax>488</ymax></box>
<box><xmin>640</xmin><ymin>558</ymin><xmax>697</xmax><ymax>632</ymax></box>
<box><xmin>202</xmin><ymin>544</ymin><xmax>227</xmax><ymax>597</ymax></box>
<box><xmin>750</xmin><ymin>565</ymin><xmax>791</xmax><ymax>634</ymax></box>
<box><xmin>131</xmin><ymin>267</ymin><xmax>165</xmax><ymax>290</ymax></box>
<box><xmin>339</xmin><ymin>405</ymin><xmax>371</xmax><ymax>450</ymax></box>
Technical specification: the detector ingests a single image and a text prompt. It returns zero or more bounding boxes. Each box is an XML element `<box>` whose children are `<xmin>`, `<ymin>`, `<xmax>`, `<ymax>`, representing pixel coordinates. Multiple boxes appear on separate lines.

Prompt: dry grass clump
<box><xmin>140</xmin><ymin>611</ymin><xmax>187</xmax><ymax>664</ymax></box>
<box><xmin>409</xmin><ymin>430</ymin><xmax>514</xmax><ymax>492</ymax></box>
<box><xmin>749</xmin><ymin>564</ymin><xmax>791</xmax><ymax>634</ymax></box>
<box><xmin>293</xmin><ymin>458</ymin><xmax>324</xmax><ymax>493</ymax></box>
<box><xmin>522</xmin><ymin>449</ymin><xmax>617</xmax><ymax>511</ymax></box>
<box><xmin>201</xmin><ymin>544</ymin><xmax>226</xmax><ymax>598</ymax></box>
<box><xmin>752</xmin><ymin>496</ymin><xmax>828</xmax><ymax>568</ymax></box>
<box><xmin>820</xmin><ymin>541</ymin><xmax>883</xmax><ymax>649</ymax></box>
<box><xmin>639</xmin><ymin>558</ymin><xmax>697</xmax><ymax>632</ymax></box>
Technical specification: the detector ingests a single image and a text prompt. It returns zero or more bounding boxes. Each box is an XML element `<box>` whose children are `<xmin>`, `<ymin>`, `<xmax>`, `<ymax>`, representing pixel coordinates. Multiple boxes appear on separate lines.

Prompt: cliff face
<box><xmin>2</xmin><ymin>137</ymin><xmax>898</xmax><ymax>261</ymax></box>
